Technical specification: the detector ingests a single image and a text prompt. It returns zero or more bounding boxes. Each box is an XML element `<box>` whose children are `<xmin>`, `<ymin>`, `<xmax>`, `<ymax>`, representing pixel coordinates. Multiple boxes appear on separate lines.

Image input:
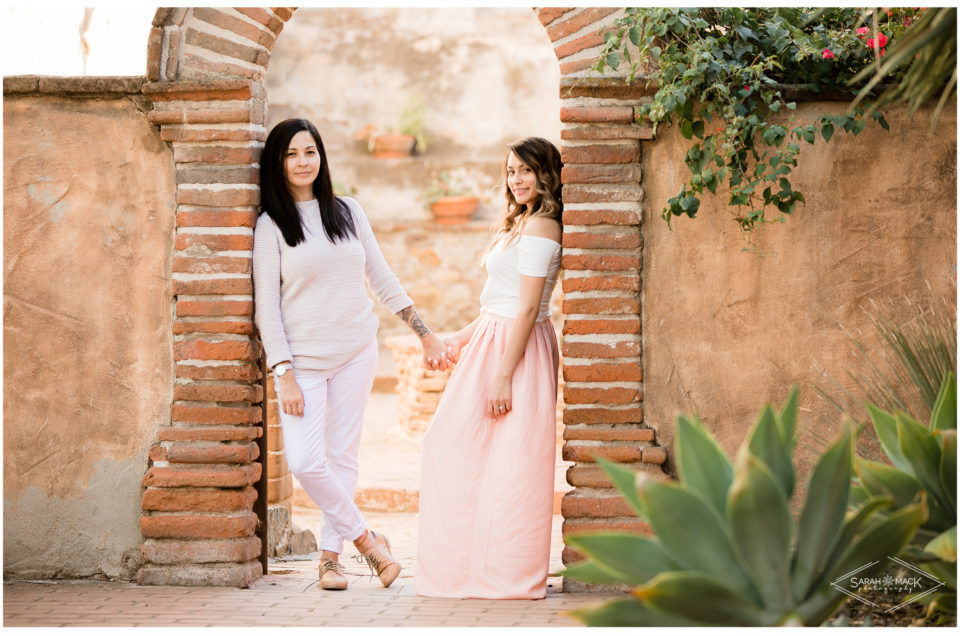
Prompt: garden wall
<box><xmin>3</xmin><ymin>79</ymin><xmax>176</xmax><ymax>579</ymax></box>
<box><xmin>642</xmin><ymin>101</ymin><xmax>957</xmax><ymax>467</ymax></box>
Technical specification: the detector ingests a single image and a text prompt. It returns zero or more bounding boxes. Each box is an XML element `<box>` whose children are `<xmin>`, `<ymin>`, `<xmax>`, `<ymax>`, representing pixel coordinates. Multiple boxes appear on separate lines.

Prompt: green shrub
<box><xmin>564</xmin><ymin>388</ymin><xmax>927</xmax><ymax>626</ymax></box>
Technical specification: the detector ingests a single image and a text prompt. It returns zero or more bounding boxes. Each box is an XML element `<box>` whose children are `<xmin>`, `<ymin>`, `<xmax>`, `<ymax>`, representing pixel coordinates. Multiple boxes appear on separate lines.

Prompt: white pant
<box><xmin>278</xmin><ymin>339</ymin><xmax>377</xmax><ymax>553</ymax></box>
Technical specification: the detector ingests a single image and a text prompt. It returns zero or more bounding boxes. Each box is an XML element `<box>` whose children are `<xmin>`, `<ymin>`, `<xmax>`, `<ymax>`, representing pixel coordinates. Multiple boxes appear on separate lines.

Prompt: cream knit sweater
<box><xmin>253</xmin><ymin>197</ymin><xmax>413</xmax><ymax>371</ymax></box>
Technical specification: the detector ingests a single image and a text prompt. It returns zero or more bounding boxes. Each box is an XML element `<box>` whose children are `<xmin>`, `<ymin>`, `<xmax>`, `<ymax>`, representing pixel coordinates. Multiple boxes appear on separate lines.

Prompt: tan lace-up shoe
<box><xmin>318</xmin><ymin>558</ymin><xmax>348</xmax><ymax>590</ymax></box>
<box><xmin>357</xmin><ymin>529</ymin><xmax>401</xmax><ymax>587</ymax></box>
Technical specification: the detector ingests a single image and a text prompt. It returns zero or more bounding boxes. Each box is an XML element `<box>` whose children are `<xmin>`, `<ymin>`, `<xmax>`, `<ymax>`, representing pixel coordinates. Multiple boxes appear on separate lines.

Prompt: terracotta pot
<box><xmin>371</xmin><ymin>134</ymin><xmax>416</xmax><ymax>158</ymax></box>
<box><xmin>430</xmin><ymin>196</ymin><xmax>479</xmax><ymax>225</ymax></box>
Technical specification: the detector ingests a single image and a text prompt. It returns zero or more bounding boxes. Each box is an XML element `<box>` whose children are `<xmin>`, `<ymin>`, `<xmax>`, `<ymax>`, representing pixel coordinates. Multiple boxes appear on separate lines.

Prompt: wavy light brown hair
<box><xmin>486</xmin><ymin>137</ymin><xmax>563</xmax><ymax>254</ymax></box>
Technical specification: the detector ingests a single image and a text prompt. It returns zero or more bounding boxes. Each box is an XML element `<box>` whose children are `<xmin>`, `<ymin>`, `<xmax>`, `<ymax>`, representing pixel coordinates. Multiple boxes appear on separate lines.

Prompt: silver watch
<box><xmin>274</xmin><ymin>363</ymin><xmax>291</xmax><ymax>377</ymax></box>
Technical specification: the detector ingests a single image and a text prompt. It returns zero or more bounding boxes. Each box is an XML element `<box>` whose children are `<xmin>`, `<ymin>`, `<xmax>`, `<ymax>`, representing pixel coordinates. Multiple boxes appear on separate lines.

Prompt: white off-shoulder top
<box><xmin>479</xmin><ymin>234</ymin><xmax>562</xmax><ymax>322</ymax></box>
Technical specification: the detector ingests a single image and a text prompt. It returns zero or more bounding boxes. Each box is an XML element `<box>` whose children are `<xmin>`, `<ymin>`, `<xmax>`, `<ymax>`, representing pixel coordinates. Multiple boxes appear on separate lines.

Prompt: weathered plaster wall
<box><xmin>4</xmin><ymin>93</ymin><xmax>176</xmax><ymax>579</ymax></box>
<box><xmin>642</xmin><ymin>102</ymin><xmax>957</xmax><ymax>466</ymax></box>
<box><xmin>265</xmin><ymin>7</ymin><xmax>562</xmax><ymax>342</ymax></box>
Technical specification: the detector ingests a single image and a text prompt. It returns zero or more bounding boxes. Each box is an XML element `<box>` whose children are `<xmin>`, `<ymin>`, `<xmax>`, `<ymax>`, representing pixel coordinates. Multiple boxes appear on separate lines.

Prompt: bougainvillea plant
<box><xmin>594</xmin><ymin>7</ymin><xmax>927</xmax><ymax>231</ymax></box>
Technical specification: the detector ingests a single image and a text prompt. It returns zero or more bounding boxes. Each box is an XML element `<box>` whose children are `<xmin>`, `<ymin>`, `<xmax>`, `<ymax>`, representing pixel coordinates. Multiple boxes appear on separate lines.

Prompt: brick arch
<box><xmin>138</xmin><ymin>6</ymin><xmax>666</xmax><ymax>588</ymax></box>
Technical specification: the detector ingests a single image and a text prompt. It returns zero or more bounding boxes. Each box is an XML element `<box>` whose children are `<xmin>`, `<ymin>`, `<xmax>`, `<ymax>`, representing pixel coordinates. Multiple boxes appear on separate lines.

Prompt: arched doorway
<box><xmin>139</xmin><ymin>6</ymin><xmax>663</xmax><ymax>588</ymax></box>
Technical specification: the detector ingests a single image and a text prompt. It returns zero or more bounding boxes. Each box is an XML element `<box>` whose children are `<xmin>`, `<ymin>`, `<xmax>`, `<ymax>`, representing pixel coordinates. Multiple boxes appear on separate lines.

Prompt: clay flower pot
<box><xmin>430</xmin><ymin>196</ymin><xmax>479</xmax><ymax>225</ymax></box>
<box><xmin>371</xmin><ymin>134</ymin><xmax>416</xmax><ymax>158</ymax></box>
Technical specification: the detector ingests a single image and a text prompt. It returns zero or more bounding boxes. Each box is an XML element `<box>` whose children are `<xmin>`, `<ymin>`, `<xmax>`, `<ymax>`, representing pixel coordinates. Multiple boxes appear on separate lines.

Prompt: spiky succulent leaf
<box><xmin>555</xmin><ymin>559</ymin><xmax>632</xmax><ymax>585</ymax></box>
<box><xmin>565</xmin><ymin>532</ymin><xmax>679</xmax><ymax>585</ymax></box>
<box><xmin>777</xmin><ymin>385</ymin><xmax>799</xmax><ymax>448</ymax></box>
<box><xmin>930</xmin><ymin>372</ymin><xmax>957</xmax><ymax>431</ymax></box>
<box><xmin>747</xmin><ymin>405</ymin><xmax>795</xmax><ymax>498</ymax></box>
<box><xmin>635</xmin><ymin>571</ymin><xmax>782</xmax><ymax>626</ymax></box>
<box><xmin>854</xmin><ymin>456</ymin><xmax>923</xmax><ymax>508</ymax></box>
<box><xmin>939</xmin><ymin>429</ymin><xmax>957</xmax><ymax>515</ymax></box>
<box><xmin>567</xmin><ymin>596</ymin><xmax>706</xmax><ymax>627</ymax></box>
<box><xmin>898</xmin><ymin>412</ymin><xmax>948</xmax><ymax>507</ymax></box>
<box><xmin>675</xmin><ymin>414</ymin><xmax>733</xmax><ymax>515</ymax></box>
<box><xmin>596</xmin><ymin>455</ymin><xmax>648</xmax><ymax>520</ymax></box>
<box><xmin>868</xmin><ymin>403</ymin><xmax>912</xmax><ymax>472</ymax></box>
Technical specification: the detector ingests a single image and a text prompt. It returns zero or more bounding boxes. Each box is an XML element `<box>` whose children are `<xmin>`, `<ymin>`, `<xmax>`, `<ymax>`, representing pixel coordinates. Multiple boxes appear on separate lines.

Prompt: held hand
<box><xmin>488</xmin><ymin>375</ymin><xmax>512</xmax><ymax>419</ymax></box>
<box><xmin>422</xmin><ymin>333</ymin><xmax>452</xmax><ymax>371</ymax></box>
<box><xmin>277</xmin><ymin>373</ymin><xmax>305</xmax><ymax>417</ymax></box>
<box><xmin>442</xmin><ymin>337</ymin><xmax>463</xmax><ymax>364</ymax></box>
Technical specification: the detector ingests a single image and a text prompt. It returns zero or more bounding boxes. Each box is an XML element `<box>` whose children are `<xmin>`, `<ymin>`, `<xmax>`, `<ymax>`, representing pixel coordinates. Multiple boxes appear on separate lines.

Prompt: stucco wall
<box><xmin>3</xmin><ymin>92</ymin><xmax>176</xmax><ymax>579</ymax></box>
<box><xmin>642</xmin><ymin>102</ymin><xmax>957</xmax><ymax>467</ymax></box>
<box><xmin>265</xmin><ymin>7</ymin><xmax>562</xmax><ymax>342</ymax></box>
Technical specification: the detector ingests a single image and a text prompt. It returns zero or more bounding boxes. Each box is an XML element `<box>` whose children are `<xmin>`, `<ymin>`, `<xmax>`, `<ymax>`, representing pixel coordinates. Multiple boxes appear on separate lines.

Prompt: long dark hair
<box><xmin>488</xmin><ymin>137</ymin><xmax>563</xmax><ymax>251</ymax></box>
<box><xmin>259</xmin><ymin>118</ymin><xmax>356</xmax><ymax>246</ymax></box>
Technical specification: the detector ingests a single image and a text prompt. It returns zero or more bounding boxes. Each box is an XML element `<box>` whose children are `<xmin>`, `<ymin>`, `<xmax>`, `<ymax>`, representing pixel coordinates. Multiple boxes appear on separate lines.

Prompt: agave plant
<box><xmin>564</xmin><ymin>388</ymin><xmax>927</xmax><ymax>626</ymax></box>
<box><xmin>853</xmin><ymin>372</ymin><xmax>957</xmax><ymax>615</ymax></box>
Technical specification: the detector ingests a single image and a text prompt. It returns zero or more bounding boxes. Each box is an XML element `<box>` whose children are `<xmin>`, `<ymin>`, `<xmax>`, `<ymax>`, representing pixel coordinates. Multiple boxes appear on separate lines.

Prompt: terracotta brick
<box><xmin>562</xmin><ymin>125</ymin><xmax>654</xmax><ymax>141</ymax></box>
<box><xmin>176</xmin><ymin>165</ymin><xmax>259</xmax><ymax>186</ymax></box>
<box><xmin>563</xmin><ymin>406</ymin><xmax>644</xmax><ymax>426</ymax></box>
<box><xmin>563</xmin><ymin>362</ymin><xmax>642</xmax><ymax>382</ymax></box>
<box><xmin>562</xmin><ymin>143</ymin><xmax>639</xmax><ymax>164</ymax></box>
<box><xmin>267</xmin><ymin>452</ymin><xmax>288</xmax><ymax>479</ymax></box>
<box><xmin>554</xmin><ymin>31</ymin><xmax>605</xmax><ymax>60</ymax></box>
<box><xmin>141</xmin><ymin>537</ymin><xmax>261</xmax><ymax>565</ymax></box>
<box><xmin>162</xmin><ymin>127</ymin><xmax>267</xmax><ymax>143</ymax></box>
<box><xmin>165</xmin><ymin>27</ymin><xmax>181</xmax><ymax>80</ymax></box>
<box><xmin>561</xmin><ymin>491</ymin><xmax>636</xmax><ymax>518</ymax></box>
<box><xmin>173</xmin><ymin>254</ymin><xmax>253</xmax><ymax>278</ymax></box>
<box><xmin>642</xmin><ymin>446</ymin><xmax>668</xmax><ymax>464</ymax></box>
<box><xmin>140</xmin><ymin>512</ymin><xmax>258</xmax><ymax>539</ymax></box>
<box><xmin>185</xmin><ymin>28</ymin><xmax>269</xmax><ymax>66</ymax></box>
<box><xmin>142</xmin><ymin>486</ymin><xmax>258</xmax><ymax>512</ymax></box>
<box><xmin>192</xmin><ymin>7</ymin><xmax>277</xmax><ymax>49</ymax></box>
<box><xmin>563</xmin><ymin>184</ymin><xmax>644</xmax><ymax>204</ymax></box>
<box><xmin>562</xmin><ymin>296</ymin><xmax>639</xmax><ymax>315</ymax></box>
<box><xmin>563</xmin><ymin>386</ymin><xmax>642</xmax><ymax>404</ymax></box>
<box><xmin>177</xmin><ymin>187</ymin><xmax>260</xmax><ymax>208</ymax></box>
<box><xmin>271</xmin><ymin>7</ymin><xmax>295</xmax><ymax>21</ymax></box>
<box><xmin>173</xmin><ymin>277</ymin><xmax>253</xmax><ymax>296</ymax></box>
<box><xmin>177</xmin><ymin>210</ymin><xmax>259</xmax><ymax>228</ymax></box>
<box><xmin>563</xmin><ymin>518</ymin><xmax>654</xmax><ymax>536</ymax></box>
<box><xmin>562</xmin><ymin>340</ymin><xmax>641</xmax><ymax>358</ymax></box>
<box><xmin>566</xmin><ymin>463</ymin><xmax>666</xmax><ymax>488</ymax></box>
<box><xmin>165</xmin><ymin>442</ymin><xmax>260</xmax><ymax>464</ymax></box>
<box><xmin>177</xmin><ymin>362</ymin><xmax>261</xmax><ymax>381</ymax></box>
<box><xmin>562</xmin><ymin>274</ymin><xmax>640</xmax><ymax>292</ymax></box>
<box><xmin>560</xmin><ymin>106</ymin><xmax>634</xmax><ymax>123</ymax></box>
<box><xmin>547</xmin><ymin>7</ymin><xmax>620</xmax><ymax>41</ymax></box>
<box><xmin>172</xmin><ymin>144</ymin><xmax>259</xmax><ymax>164</ymax></box>
<box><xmin>176</xmin><ymin>299</ymin><xmax>253</xmax><ymax>316</ymax></box>
<box><xmin>150</xmin><ymin>445</ymin><xmax>166</xmax><ymax>462</ymax></box>
<box><xmin>171</xmin><ymin>404</ymin><xmax>262</xmax><ymax>425</ymax></box>
<box><xmin>562</xmin><ymin>253</ymin><xmax>640</xmax><ymax>271</ymax></box>
<box><xmin>174</xmin><ymin>340</ymin><xmax>259</xmax><ymax>363</ymax></box>
<box><xmin>560</xmin><ymin>57</ymin><xmax>596</xmax><ymax>76</ymax></box>
<box><xmin>563</xmin><ymin>426</ymin><xmax>654</xmax><ymax>441</ymax></box>
<box><xmin>158</xmin><ymin>426</ymin><xmax>262</xmax><ymax>442</ymax></box>
<box><xmin>562</xmin><ymin>164</ymin><xmax>643</xmax><ymax>185</ymax></box>
<box><xmin>182</xmin><ymin>103</ymin><xmax>262</xmax><ymax>127</ymax></box>
<box><xmin>148</xmin><ymin>109</ymin><xmax>185</xmax><ymax>125</ymax></box>
<box><xmin>175</xmin><ymin>233</ymin><xmax>255</xmax><ymax>252</ymax></box>
<box><xmin>537</xmin><ymin>7</ymin><xmax>575</xmax><ymax>27</ymax></box>
<box><xmin>173</xmin><ymin>383</ymin><xmax>262</xmax><ymax>403</ymax></box>
<box><xmin>563</xmin><ymin>231</ymin><xmax>640</xmax><ymax>249</ymax></box>
<box><xmin>136</xmin><ymin>560</ymin><xmax>261</xmax><ymax>587</ymax></box>
<box><xmin>179</xmin><ymin>53</ymin><xmax>264</xmax><ymax>84</ymax></box>
<box><xmin>562</xmin><ymin>545</ymin><xmax>586</xmax><ymax>564</ymax></box>
<box><xmin>268</xmin><ymin>475</ymin><xmax>293</xmax><ymax>502</ymax></box>
<box><xmin>266</xmin><ymin>425</ymin><xmax>284</xmax><ymax>451</ymax></box>
<box><xmin>236</xmin><ymin>7</ymin><xmax>284</xmax><ymax>33</ymax></box>
<box><xmin>147</xmin><ymin>27</ymin><xmax>163</xmax><ymax>81</ymax></box>
<box><xmin>562</xmin><ymin>208</ymin><xmax>640</xmax><ymax>226</ymax></box>
<box><xmin>563</xmin><ymin>318</ymin><xmax>641</xmax><ymax>335</ymax></box>
<box><xmin>142</xmin><ymin>79</ymin><xmax>263</xmax><ymax>102</ymax></box>
<box><xmin>142</xmin><ymin>464</ymin><xmax>261</xmax><ymax>488</ymax></box>
<box><xmin>561</xmin><ymin>77</ymin><xmax>660</xmax><ymax>100</ymax></box>
<box><xmin>173</xmin><ymin>319</ymin><xmax>256</xmax><ymax>335</ymax></box>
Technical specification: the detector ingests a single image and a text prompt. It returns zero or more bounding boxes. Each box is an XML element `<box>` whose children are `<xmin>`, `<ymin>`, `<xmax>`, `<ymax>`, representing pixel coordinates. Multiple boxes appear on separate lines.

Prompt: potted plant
<box><xmin>354</xmin><ymin>95</ymin><xmax>428</xmax><ymax>158</ymax></box>
<box><xmin>423</xmin><ymin>168</ymin><xmax>481</xmax><ymax>225</ymax></box>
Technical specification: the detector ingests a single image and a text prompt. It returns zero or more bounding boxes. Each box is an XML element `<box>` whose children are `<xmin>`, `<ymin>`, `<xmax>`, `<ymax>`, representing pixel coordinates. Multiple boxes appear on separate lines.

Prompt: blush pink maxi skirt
<box><xmin>416</xmin><ymin>311</ymin><xmax>560</xmax><ymax>599</ymax></box>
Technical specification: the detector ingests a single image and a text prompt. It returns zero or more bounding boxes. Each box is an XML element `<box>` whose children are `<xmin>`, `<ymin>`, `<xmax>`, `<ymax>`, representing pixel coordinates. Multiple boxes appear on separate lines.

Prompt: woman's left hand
<box><xmin>488</xmin><ymin>375</ymin><xmax>512</xmax><ymax>418</ymax></box>
<box><xmin>421</xmin><ymin>333</ymin><xmax>452</xmax><ymax>371</ymax></box>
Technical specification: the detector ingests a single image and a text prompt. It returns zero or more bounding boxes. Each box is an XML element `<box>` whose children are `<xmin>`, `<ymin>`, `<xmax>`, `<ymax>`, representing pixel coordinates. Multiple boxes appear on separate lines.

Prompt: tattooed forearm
<box><xmin>398</xmin><ymin>306</ymin><xmax>432</xmax><ymax>339</ymax></box>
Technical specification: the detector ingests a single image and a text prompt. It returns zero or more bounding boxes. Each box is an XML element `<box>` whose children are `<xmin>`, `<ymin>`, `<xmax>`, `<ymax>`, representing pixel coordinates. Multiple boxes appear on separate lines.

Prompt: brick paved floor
<box><xmin>4</xmin><ymin>511</ymin><xmax>615</xmax><ymax>627</ymax></box>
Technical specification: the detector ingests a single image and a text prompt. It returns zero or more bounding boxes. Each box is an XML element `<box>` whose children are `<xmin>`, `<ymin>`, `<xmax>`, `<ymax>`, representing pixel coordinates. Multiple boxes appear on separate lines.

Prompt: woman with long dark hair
<box><xmin>253</xmin><ymin>118</ymin><xmax>451</xmax><ymax>591</ymax></box>
<box><xmin>416</xmin><ymin>137</ymin><xmax>564</xmax><ymax>599</ymax></box>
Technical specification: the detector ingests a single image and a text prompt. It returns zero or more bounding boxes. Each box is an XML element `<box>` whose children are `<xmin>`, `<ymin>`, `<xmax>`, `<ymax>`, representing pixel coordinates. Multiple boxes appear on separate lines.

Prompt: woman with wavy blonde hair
<box><xmin>416</xmin><ymin>137</ymin><xmax>564</xmax><ymax>599</ymax></box>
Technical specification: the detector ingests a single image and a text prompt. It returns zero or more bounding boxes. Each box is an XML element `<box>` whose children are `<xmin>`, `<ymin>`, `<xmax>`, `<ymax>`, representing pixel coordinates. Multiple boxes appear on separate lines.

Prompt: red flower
<box><xmin>744</xmin><ymin>85</ymin><xmax>750</xmax><ymax>91</ymax></box>
<box><xmin>857</xmin><ymin>26</ymin><xmax>870</xmax><ymax>36</ymax></box>
<box><xmin>866</xmin><ymin>32</ymin><xmax>889</xmax><ymax>50</ymax></box>
<box><xmin>822</xmin><ymin>48</ymin><xmax>835</xmax><ymax>59</ymax></box>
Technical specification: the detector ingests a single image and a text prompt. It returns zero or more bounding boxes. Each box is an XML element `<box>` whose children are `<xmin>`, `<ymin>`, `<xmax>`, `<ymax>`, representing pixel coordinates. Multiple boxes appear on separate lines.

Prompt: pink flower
<box><xmin>744</xmin><ymin>85</ymin><xmax>750</xmax><ymax>91</ymax></box>
<box><xmin>822</xmin><ymin>48</ymin><xmax>835</xmax><ymax>59</ymax></box>
<box><xmin>866</xmin><ymin>32</ymin><xmax>889</xmax><ymax>49</ymax></box>
<box><xmin>857</xmin><ymin>26</ymin><xmax>870</xmax><ymax>36</ymax></box>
